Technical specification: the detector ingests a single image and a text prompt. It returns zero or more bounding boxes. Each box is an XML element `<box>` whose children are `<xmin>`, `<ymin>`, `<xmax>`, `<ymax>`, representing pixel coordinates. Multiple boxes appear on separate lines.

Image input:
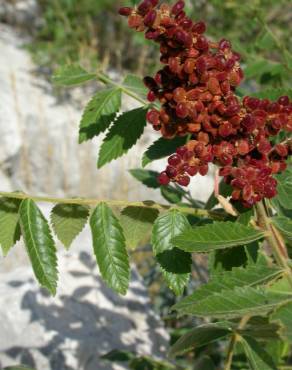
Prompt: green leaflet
<box><xmin>173</xmin><ymin>263</ymin><xmax>283</xmax><ymax>312</ymax></box>
<box><xmin>101</xmin><ymin>349</ymin><xmax>135</xmax><ymax>362</ymax></box>
<box><xmin>169</xmin><ymin>324</ymin><xmax>232</xmax><ymax>357</ymax></box>
<box><xmin>173</xmin><ymin>221</ymin><xmax>265</xmax><ymax>252</ymax></box>
<box><xmin>97</xmin><ymin>107</ymin><xmax>147</xmax><ymax>168</ymax></box>
<box><xmin>160</xmin><ymin>186</ymin><xmax>183</xmax><ymax>204</ymax></box>
<box><xmin>129</xmin><ymin>168</ymin><xmax>160</xmax><ymax>189</ymax></box>
<box><xmin>271</xmin><ymin>301</ymin><xmax>292</xmax><ymax>342</ymax></box>
<box><xmin>272</xmin><ymin>216</ymin><xmax>292</xmax><ymax>240</ymax></box>
<box><xmin>19</xmin><ymin>199</ymin><xmax>58</xmax><ymax>295</ymax></box>
<box><xmin>0</xmin><ymin>197</ymin><xmax>21</xmax><ymax>256</ymax></box>
<box><xmin>120</xmin><ymin>206</ymin><xmax>159</xmax><ymax>250</ymax></box>
<box><xmin>240</xmin><ymin>336</ymin><xmax>277</xmax><ymax>370</ymax></box>
<box><xmin>244</xmin><ymin>59</ymin><xmax>284</xmax><ymax>80</ymax></box>
<box><xmin>122</xmin><ymin>74</ymin><xmax>148</xmax><ymax>99</ymax></box>
<box><xmin>251</xmin><ymin>88</ymin><xmax>292</xmax><ymax>100</ymax></box>
<box><xmin>50</xmin><ymin>204</ymin><xmax>90</xmax><ymax>249</ymax></box>
<box><xmin>152</xmin><ymin>210</ymin><xmax>190</xmax><ymax>255</ymax></box>
<box><xmin>142</xmin><ymin>136</ymin><xmax>187</xmax><ymax>167</ymax></box>
<box><xmin>152</xmin><ymin>210</ymin><xmax>191</xmax><ymax>295</ymax></box>
<box><xmin>239</xmin><ymin>317</ymin><xmax>281</xmax><ymax>340</ymax></box>
<box><xmin>52</xmin><ymin>64</ymin><xmax>96</xmax><ymax>86</ymax></box>
<box><xmin>159</xmin><ymin>248</ymin><xmax>192</xmax><ymax>296</ymax></box>
<box><xmin>79</xmin><ymin>87</ymin><xmax>121</xmax><ymax>143</ymax></box>
<box><xmin>90</xmin><ymin>202</ymin><xmax>130</xmax><ymax>295</ymax></box>
<box><xmin>274</xmin><ymin>168</ymin><xmax>292</xmax><ymax>209</ymax></box>
<box><xmin>173</xmin><ymin>286</ymin><xmax>292</xmax><ymax>318</ymax></box>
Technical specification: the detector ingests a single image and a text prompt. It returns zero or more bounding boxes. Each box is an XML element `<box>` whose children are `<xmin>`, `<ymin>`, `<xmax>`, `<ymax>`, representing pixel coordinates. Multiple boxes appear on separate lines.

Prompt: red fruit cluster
<box><xmin>119</xmin><ymin>0</ymin><xmax>292</xmax><ymax>207</ymax></box>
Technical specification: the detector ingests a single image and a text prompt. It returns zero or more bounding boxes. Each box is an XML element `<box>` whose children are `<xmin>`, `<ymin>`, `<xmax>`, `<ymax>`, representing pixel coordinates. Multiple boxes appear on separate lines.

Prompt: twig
<box><xmin>0</xmin><ymin>191</ymin><xmax>223</xmax><ymax>219</ymax></box>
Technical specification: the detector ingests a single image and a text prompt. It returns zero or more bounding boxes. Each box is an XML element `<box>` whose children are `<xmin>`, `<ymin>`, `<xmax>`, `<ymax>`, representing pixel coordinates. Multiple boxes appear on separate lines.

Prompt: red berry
<box><xmin>176</xmin><ymin>146</ymin><xmax>188</xmax><ymax>157</ymax></box>
<box><xmin>267</xmin><ymin>102</ymin><xmax>280</xmax><ymax>114</ymax></box>
<box><xmin>166</xmin><ymin>166</ymin><xmax>178</xmax><ymax>178</ymax></box>
<box><xmin>192</xmin><ymin>21</ymin><xmax>206</xmax><ymax>34</ymax></box>
<box><xmin>171</xmin><ymin>0</ymin><xmax>185</xmax><ymax>15</ymax></box>
<box><xmin>275</xmin><ymin>144</ymin><xmax>288</xmax><ymax>157</ymax></box>
<box><xmin>158</xmin><ymin>172</ymin><xmax>170</xmax><ymax>185</ymax></box>
<box><xmin>176</xmin><ymin>102</ymin><xmax>189</xmax><ymax>118</ymax></box>
<box><xmin>119</xmin><ymin>7</ymin><xmax>132</xmax><ymax>16</ymax></box>
<box><xmin>257</xmin><ymin>139</ymin><xmax>271</xmax><ymax>154</ymax></box>
<box><xmin>278</xmin><ymin>95</ymin><xmax>289</xmax><ymax>106</ymax></box>
<box><xmin>199</xmin><ymin>164</ymin><xmax>209</xmax><ymax>176</ymax></box>
<box><xmin>195</xmin><ymin>35</ymin><xmax>209</xmax><ymax>50</ymax></box>
<box><xmin>144</xmin><ymin>10</ymin><xmax>157</xmax><ymax>27</ymax></box>
<box><xmin>180</xmin><ymin>18</ymin><xmax>193</xmax><ymax>30</ymax></box>
<box><xmin>168</xmin><ymin>154</ymin><xmax>182</xmax><ymax>166</ymax></box>
<box><xmin>173</xmin><ymin>87</ymin><xmax>187</xmax><ymax>103</ymax></box>
<box><xmin>219</xmin><ymin>38</ymin><xmax>231</xmax><ymax>50</ymax></box>
<box><xmin>147</xmin><ymin>90</ymin><xmax>156</xmax><ymax>102</ymax></box>
<box><xmin>146</xmin><ymin>109</ymin><xmax>160</xmax><ymax>125</ymax></box>
<box><xmin>128</xmin><ymin>14</ymin><xmax>143</xmax><ymax>28</ymax></box>
<box><xmin>237</xmin><ymin>140</ymin><xmax>250</xmax><ymax>155</ymax></box>
<box><xmin>138</xmin><ymin>0</ymin><xmax>152</xmax><ymax>14</ymax></box>
<box><xmin>186</xmin><ymin>166</ymin><xmax>198</xmax><ymax>176</ymax></box>
<box><xmin>177</xmin><ymin>175</ymin><xmax>190</xmax><ymax>186</ymax></box>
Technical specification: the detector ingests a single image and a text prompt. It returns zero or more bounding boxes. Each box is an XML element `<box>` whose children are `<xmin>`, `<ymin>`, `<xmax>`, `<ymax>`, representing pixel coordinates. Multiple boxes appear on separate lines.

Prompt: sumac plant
<box><xmin>0</xmin><ymin>0</ymin><xmax>292</xmax><ymax>369</ymax></box>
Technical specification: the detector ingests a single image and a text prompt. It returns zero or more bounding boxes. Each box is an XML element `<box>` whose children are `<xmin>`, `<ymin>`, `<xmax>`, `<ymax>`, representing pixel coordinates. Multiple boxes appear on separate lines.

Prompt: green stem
<box><xmin>255</xmin><ymin>13</ymin><xmax>292</xmax><ymax>72</ymax></box>
<box><xmin>256</xmin><ymin>201</ymin><xmax>292</xmax><ymax>288</ymax></box>
<box><xmin>0</xmin><ymin>191</ymin><xmax>222</xmax><ymax>219</ymax></box>
<box><xmin>224</xmin><ymin>316</ymin><xmax>250</xmax><ymax>370</ymax></box>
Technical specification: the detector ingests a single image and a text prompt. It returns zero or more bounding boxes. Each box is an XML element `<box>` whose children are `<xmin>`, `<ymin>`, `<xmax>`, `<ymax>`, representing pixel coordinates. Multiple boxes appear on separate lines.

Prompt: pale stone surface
<box><xmin>0</xmin><ymin>204</ymin><xmax>169</xmax><ymax>370</ymax></box>
<box><xmin>0</xmin><ymin>252</ymin><xmax>169</xmax><ymax>370</ymax></box>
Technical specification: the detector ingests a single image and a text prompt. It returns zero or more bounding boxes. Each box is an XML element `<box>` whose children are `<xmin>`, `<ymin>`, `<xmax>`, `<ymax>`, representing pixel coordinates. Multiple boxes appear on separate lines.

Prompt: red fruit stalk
<box><xmin>119</xmin><ymin>0</ymin><xmax>292</xmax><ymax>207</ymax></box>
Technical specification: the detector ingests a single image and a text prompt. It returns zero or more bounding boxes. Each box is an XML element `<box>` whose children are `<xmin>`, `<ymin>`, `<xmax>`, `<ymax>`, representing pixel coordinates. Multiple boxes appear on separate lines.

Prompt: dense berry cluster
<box><xmin>119</xmin><ymin>0</ymin><xmax>292</xmax><ymax>207</ymax></box>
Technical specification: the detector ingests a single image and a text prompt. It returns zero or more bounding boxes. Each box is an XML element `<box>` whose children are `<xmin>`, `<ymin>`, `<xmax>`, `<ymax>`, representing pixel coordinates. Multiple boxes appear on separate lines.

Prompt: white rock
<box><xmin>0</xmin><ymin>253</ymin><xmax>169</xmax><ymax>370</ymax></box>
<box><xmin>0</xmin><ymin>170</ymin><xmax>12</xmax><ymax>191</ymax></box>
<box><xmin>0</xmin><ymin>204</ymin><xmax>169</xmax><ymax>369</ymax></box>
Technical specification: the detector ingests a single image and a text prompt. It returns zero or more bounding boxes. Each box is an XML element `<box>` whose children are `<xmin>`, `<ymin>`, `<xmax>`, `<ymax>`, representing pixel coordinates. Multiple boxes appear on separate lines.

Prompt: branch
<box><xmin>224</xmin><ymin>316</ymin><xmax>250</xmax><ymax>370</ymax></box>
<box><xmin>256</xmin><ymin>201</ymin><xmax>292</xmax><ymax>288</ymax></box>
<box><xmin>0</xmin><ymin>191</ymin><xmax>223</xmax><ymax>219</ymax></box>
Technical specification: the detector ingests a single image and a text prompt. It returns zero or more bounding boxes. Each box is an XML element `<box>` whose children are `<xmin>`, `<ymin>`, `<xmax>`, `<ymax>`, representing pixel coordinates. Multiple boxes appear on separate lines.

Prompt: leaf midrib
<box><xmin>24</xmin><ymin>200</ymin><xmax>54</xmax><ymax>291</ymax></box>
<box><xmin>99</xmin><ymin>204</ymin><xmax>126</xmax><ymax>292</ymax></box>
<box><xmin>81</xmin><ymin>88</ymin><xmax>120</xmax><ymax>128</ymax></box>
